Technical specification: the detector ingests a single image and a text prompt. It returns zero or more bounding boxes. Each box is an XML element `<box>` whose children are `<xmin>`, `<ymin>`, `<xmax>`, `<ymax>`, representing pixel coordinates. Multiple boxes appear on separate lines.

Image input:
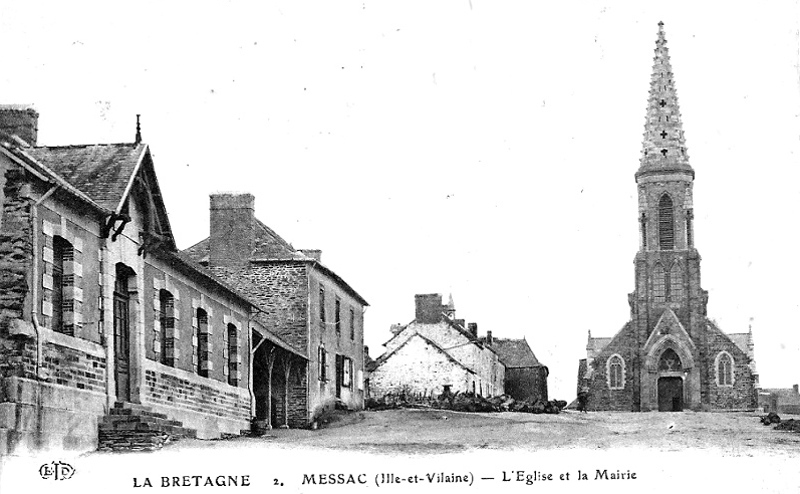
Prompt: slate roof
<box><xmin>184</xmin><ymin>219</ymin><xmax>309</xmax><ymax>262</ymax></box>
<box><xmin>587</xmin><ymin>336</ymin><xmax>612</xmax><ymax>353</ymax></box>
<box><xmin>27</xmin><ymin>143</ymin><xmax>146</xmax><ymax>211</ymax></box>
<box><xmin>491</xmin><ymin>338</ymin><xmax>541</xmax><ymax>368</ymax></box>
<box><xmin>184</xmin><ymin>219</ymin><xmax>368</xmax><ymax>306</ymax></box>
<box><xmin>727</xmin><ymin>332</ymin><xmax>752</xmax><ymax>357</ymax></box>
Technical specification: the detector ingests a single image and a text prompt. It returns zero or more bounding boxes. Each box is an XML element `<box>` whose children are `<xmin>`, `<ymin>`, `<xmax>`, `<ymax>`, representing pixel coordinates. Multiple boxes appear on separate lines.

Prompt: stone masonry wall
<box><xmin>707</xmin><ymin>327</ymin><xmax>756</xmax><ymax>409</ymax></box>
<box><xmin>210</xmin><ymin>264</ymin><xmax>309</xmax><ymax>351</ymax></box>
<box><xmin>0</xmin><ymin>168</ymin><xmax>32</xmax><ymax>329</ymax></box>
<box><xmin>586</xmin><ymin>324</ymin><xmax>637</xmax><ymax>412</ymax></box>
<box><xmin>143</xmin><ymin>368</ymin><xmax>250</xmax><ymax>423</ymax></box>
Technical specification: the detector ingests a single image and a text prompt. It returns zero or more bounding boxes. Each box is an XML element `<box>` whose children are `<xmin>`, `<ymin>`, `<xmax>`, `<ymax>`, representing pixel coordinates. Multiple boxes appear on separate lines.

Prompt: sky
<box><xmin>1</xmin><ymin>1</ymin><xmax>799</xmax><ymax>401</ymax></box>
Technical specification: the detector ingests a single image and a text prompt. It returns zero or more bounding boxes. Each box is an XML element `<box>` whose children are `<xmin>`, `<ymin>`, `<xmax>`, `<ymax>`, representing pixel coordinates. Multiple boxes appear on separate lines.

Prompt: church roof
<box><xmin>637</xmin><ymin>22</ymin><xmax>694</xmax><ymax>180</ymax></box>
<box><xmin>492</xmin><ymin>338</ymin><xmax>541</xmax><ymax>368</ymax></box>
<box><xmin>726</xmin><ymin>332</ymin><xmax>753</xmax><ymax>358</ymax></box>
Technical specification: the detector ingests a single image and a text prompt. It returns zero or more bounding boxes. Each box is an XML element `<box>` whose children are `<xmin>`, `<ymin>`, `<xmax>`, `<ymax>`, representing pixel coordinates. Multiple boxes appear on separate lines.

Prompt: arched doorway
<box><xmin>657</xmin><ymin>348</ymin><xmax>683</xmax><ymax>411</ymax></box>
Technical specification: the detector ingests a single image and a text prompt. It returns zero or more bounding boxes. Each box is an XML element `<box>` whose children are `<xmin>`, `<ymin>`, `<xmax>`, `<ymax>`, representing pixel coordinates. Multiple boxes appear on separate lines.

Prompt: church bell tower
<box><xmin>629</xmin><ymin>22</ymin><xmax>709</xmax><ymax>411</ymax></box>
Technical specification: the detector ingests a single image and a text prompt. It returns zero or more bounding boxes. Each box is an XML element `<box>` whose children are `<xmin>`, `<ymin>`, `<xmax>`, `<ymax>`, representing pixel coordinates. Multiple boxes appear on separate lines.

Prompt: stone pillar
<box><xmin>266</xmin><ymin>347</ymin><xmax>275</xmax><ymax>430</ymax></box>
<box><xmin>282</xmin><ymin>355</ymin><xmax>292</xmax><ymax>429</ymax></box>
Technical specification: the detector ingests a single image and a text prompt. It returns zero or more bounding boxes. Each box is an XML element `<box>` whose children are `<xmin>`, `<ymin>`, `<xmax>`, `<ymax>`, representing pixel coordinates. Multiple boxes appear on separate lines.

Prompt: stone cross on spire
<box><xmin>637</xmin><ymin>22</ymin><xmax>694</xmax><ymax>179</ymax></box>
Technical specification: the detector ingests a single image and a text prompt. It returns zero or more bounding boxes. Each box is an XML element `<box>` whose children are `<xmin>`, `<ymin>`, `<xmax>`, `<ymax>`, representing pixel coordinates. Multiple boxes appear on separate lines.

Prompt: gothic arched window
<box><xmin>669</xmin><ymin>263</ymin><xmax>683</xmax><ymax>302</ymax></box>
<box><xmin>653</xmin><ymin>264</ymin><xmax>666</xmax><ymax>303</ymax></box>
<box><xmin>716</xmin><ymin>352</ymin><xmax>734</xmax><ymax>386</ymax></box>
<box><xmin>658</xmin><ymin>194</ymin><xmax>674</xmax><ymax>250</ymax></box>
<box><xmin>607</xmin><ymin>355</ymin><xmax>625</xmax><ymax>390</ymax></box>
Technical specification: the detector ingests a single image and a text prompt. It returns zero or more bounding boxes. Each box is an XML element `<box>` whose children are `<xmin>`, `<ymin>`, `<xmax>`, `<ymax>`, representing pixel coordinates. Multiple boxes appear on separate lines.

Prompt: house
<box><xmin>369</xmin><ymin>294</ymin><xmax>505</xmax><ymax>398</ymax></box>
<box><xmin>491</xmin><ymin>338</ymin><xmax>548</xmax><ymax>403</ymax></box>
<box><xmin>758</xmin><ymin>385</ymin><xmax>800</xmax><ymax>415</ymax></box>
<box><xmin>0</xmin><ymin>106</ymin><xmax>310</xmax><ymax>454</ymax></box>
<box><xmin>574</xmin><ymin>23</ymin><xmax>757</xmax><ymax>412</ymax></box>
<box><xmin>183</xmin><ymin>194</ymin><xmax>369</xmax><ymax>424</ymax></box>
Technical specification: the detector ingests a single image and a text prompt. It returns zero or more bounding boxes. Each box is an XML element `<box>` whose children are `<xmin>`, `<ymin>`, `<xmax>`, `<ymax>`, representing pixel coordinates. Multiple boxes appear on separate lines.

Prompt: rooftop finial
<box><xmin>135</xmin><ymin>114</ymin><xmax>142</xmax><ymax>144</ymax></box>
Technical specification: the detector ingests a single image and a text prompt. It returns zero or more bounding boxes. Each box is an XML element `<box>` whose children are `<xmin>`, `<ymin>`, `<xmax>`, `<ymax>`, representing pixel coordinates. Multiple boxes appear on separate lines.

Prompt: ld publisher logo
<box><xmin>39</xmin><ymin>461</ymin><xmax>76</xmax><ymax>481</ymax></box>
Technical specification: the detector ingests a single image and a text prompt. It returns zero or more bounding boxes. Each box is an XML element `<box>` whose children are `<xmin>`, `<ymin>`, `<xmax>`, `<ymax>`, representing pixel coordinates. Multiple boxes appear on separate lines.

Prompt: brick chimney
<box><xmin>467</xmin><ymin>322</ymin><xmax>478</xmax><ymax>337</ymax></box>
<box><xmin>486</xmin><ymin>330</ymin><xmax>493</xmax><ymax>345</ymax></box>
<box><xmin>300</xmin><ymin>249</ymin><xmax>322</xmax><ymax>262</ymax></box>
<box><xmin>0</xmin><ymin>105</ymin><xmax>38</xmax><ymax>146</ymax></box>
<box><xmin>794</xmin><ymin>384</ymin><xmax>799</xmax><ymax>395</ymax></box>
<box><xmin>390</xmin><ymin>323</ymin><xmax>404</xmax><ymax>335</ymax></box>
<box><xmin>209</xmin><ymin>193</ymin><xmax>255</xmax><ymax>268</ymax></box>
<box><xmin>415</xmin><ymin>294</ymin><xmax>444</xmax><ymax>324</ymax></box>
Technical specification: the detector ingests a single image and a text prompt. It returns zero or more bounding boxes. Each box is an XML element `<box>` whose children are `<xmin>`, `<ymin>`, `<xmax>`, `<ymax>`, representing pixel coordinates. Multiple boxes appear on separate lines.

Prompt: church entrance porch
<box><xmin>658</xmin><ymin>377</ymin><xmax>683</xmax><ymax>411</ymax></box>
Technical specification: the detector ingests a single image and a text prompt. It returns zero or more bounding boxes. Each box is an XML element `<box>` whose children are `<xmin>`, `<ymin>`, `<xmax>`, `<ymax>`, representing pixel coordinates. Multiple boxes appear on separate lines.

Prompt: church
<box><xmin>576</xmin><ymin>23</ymin><xmax>757</xmax><ymax>412</ymax></box>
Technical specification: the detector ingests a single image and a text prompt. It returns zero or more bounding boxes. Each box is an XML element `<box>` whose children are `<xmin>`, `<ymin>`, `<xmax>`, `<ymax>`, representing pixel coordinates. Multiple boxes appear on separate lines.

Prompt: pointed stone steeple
<box><xmin>637</xmin><ymin>22</ymin><xmax>694</xmax><ymax>179</ymax></box>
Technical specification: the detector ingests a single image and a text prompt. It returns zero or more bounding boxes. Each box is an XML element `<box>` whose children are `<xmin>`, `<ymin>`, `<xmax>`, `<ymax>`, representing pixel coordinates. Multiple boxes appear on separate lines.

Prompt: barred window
<box><xmin>197</xmin><ymin>308</ymin><xmax>209</xmax><ymax>377</ymax></box>
<box><xmin>52</xmin><ymin>236</ymin><xmax>74</xmax><ymax>335</ymax></box>
<box><xmin>227</xmin><ymin>323</ymin><xmax>239</xmax><ymax>386</ymax></box>
<box><xmin>659</xmin><ymin>194</ymin><xmax>674</xmax><ymax>250</ymax></box>
<box><xmin>159</xmin><ymin>290</ymin><xmax>175</xmax><ymax>366</ymax></box>
<box><xmin>653</xmin><ymin>264</ymin><xmax>666</xmax><ymax>303</ymax></box>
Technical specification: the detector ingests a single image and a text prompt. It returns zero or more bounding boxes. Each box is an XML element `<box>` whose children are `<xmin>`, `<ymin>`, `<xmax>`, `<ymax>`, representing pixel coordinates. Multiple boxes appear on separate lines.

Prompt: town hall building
<box><xmin>576</xmin><ymin>23</ymin><xmax>757</xmax><ymax>412</ymax></box>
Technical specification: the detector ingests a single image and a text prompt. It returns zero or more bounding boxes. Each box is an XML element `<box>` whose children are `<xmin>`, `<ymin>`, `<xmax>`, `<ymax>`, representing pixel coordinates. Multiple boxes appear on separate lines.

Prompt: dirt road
<box><xmin>176</xmin><ymin>408</ymin><xmax>800</xmax><ymax>455</ymax></box>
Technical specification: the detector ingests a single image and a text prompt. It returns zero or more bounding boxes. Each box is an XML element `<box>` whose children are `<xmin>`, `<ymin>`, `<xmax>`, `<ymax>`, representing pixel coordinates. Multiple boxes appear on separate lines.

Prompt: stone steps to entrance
<box><xmin>97</xmin><ymin>402</ymin><xmax>198</xmax><ymax>452</ymax></box>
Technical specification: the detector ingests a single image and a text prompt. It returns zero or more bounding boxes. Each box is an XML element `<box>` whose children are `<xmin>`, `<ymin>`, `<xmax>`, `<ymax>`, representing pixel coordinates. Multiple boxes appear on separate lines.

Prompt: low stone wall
<box><xmin>0</xmin><ymin>376</ymin><xmax>106</xmax><ymax>455</ymax></box>
<box><xmin>142</xmin><ymin>363</ymin><xmax>250</xmax><ymax>438</ymax></box>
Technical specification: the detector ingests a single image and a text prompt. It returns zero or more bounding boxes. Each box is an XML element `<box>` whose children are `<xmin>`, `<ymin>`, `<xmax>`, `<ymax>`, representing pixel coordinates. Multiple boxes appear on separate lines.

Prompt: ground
<box><xmin>174</xmin><ymin>408</ymin><xmax>800</xmax><ymax>456</ymax></box>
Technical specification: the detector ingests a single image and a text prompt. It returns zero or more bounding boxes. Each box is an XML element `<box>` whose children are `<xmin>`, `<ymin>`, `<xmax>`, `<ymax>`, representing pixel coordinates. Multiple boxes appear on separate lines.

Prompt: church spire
<box><xmin>637</xmin><ymin>22</ymin><xmax>694</xmax><ymax>179</ymax></box>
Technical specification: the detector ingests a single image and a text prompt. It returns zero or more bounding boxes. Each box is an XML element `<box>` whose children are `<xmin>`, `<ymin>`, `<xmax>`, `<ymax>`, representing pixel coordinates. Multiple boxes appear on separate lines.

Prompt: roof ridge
<box><xmin>34</xmin><ymin>142</ymin><xmax>140</xmax><ymax>149</ymax></box>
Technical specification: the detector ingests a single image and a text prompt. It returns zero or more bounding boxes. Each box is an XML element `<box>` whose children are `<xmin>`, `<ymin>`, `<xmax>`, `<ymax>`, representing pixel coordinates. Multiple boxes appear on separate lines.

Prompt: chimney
<box><xmin>0</xmin><ymin>105</ymin><xmax>38</xmax><ymax>146</ymax></box>
<box><xmin>467</xmin><ymin>322</ymin><xmax>478</xmax><ymax>336</ymax></box>
<box><xmin>209</xmin><ymin>193</ymin><xmax>256</xmax><ymax>268</ymax></box>
<box><xmin>486</xmin><ymin>330</ymin><xmax>493</xmax><ymax>345</ymax></box>
<box><xmin>415</xmin><ymin>294</ymin><xmax>444</xmax><ymax>324</ymax></box>
<box><xmin>364</xmin><ymin>345</ymin><xmax>370</xmax><ymax>357</ymax></box>
<box><xmin>794</xmin><ymin>384</ymin><xmax>799</xmax><ymax>395</ymax></box>
<box><xmin>300</xmin><ymin>249</ymin><xmax>322</xmax><ymax>262</ymax></box>
<box><xmin>390</xmin><ymin>323</ymin><xmax>404</xmax><ymax>335</ymax></box>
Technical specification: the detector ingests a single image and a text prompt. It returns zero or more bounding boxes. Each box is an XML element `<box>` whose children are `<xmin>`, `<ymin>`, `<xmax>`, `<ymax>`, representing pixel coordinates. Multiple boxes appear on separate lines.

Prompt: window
<box><xmin>342</xmin><ymin>356</ymin><xmax>352</xmax><ymax>388</ymax></box>
<box><xmin>197</xmin><ymin>308</ymin><xmax>209</xmax><ymax>377</ymax></box>
<box><xmin>716</xmin><ymin>352</ymin><xmax>734</xmax><ymax>386</ymax></box>
<box><xmin>349</xmin><ymin>307</ymin><xmax>355</xmax><ymax>341</ymax></box>
<box><xmin>658</xmin><ymin>348</ymin><xmax>682</xmax><ymax>372</ymax></box>
<box><xmin>653</xmin><ymin>264</ymin><xmax>666</xmax><ymax>303</ymax></box>
<box><xmin>669</xmin><ymin>263</ymin><xmax>683</xmax><ymax>302</ymax></box>
<box><xmin>335</xmin><ymin>298</ymin><xmax>341</xmax><ymax>336</ymax></box>
<box><xmin>686</xmin><ymin>209</ymin><xmax>694</xmax><ymax>248</ymax></box>
<box><xmin>319</xmin><ymin>286</ymin><xmax>326</xmax><ymax>330</ymax></box>
<box><xmin>227</xmin><ymin>323</ymin><xmax>239</xmax><ymax>386</ymax></box>
<box><xmin>52</xmin><ymin>236</ymin><xmax>74</xmax><ymax>335</ymax></box>
<box><xmin>318</xmin><ymin>346</ymin><xmax>327</xmax><ymax>381</ymax></box>
<box><xmin>607</xmin><ymin>355</ymin><xmax>625</xmax><ymax>390</ymax></box>
<box><xmin>658</xmin><ymin>194</ymin><xmax>674</xmax><ymax>250</ymax></box>
<box><xmin>159</xmin><ymin>290</ymin><xmax>175</xmax><ymax>366</ymax></box>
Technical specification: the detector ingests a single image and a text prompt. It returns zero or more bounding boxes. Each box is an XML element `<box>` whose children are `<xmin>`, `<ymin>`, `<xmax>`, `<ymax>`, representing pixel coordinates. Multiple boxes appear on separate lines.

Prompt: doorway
<box><xmin>657</xmin><ymin>376</ymin><xmax>683</xmax><ymax>411</ymax></box>
<box><xmin>114</xmin><ymin>264</ymin><xmax>133</xmax><ymax>402</ymax></box>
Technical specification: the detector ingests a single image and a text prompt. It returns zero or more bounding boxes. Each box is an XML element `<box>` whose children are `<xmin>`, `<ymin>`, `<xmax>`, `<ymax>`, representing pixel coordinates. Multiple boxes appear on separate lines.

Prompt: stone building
<box><xmin>184</xmin><ymin>196</ymin><xmax>368</xmax><ymax>424</ymax></box>
<box><xmin>491</xmin><ymin>338</ymin><xmax>548</xmax><ymax>403</ymax></box>
<box><xmin>758</xmin><ymin>385</ymin><xmax>800</xmax><ymax>415</ymax></box>
<box><xmin>369</xmin><ymin>294</ymin><xmax>505</xmax><ymax>398</ymax></box>
<box><xmin>0</xmin><ymin>105</ymin><xmax>365</xmax><ymax>455</ymax></box>
<box><xmin>575</xmin><ymin>23</ymin><xmax>758</xmax><ymax>412</ymax></box>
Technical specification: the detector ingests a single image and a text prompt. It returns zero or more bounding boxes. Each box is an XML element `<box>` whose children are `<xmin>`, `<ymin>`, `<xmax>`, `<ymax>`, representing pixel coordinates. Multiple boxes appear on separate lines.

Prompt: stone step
<box><xmin>110</xmin><ymin>408</ymin><xmax>169</xmax><ymax>420</ymax></box>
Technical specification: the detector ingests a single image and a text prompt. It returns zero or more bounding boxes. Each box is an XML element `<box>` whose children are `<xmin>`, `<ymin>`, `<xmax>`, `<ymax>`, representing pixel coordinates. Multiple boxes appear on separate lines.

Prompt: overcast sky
<box><xmin>1</xmin><ymin>1</ymin><xmax>799</xmax><ymax>400</ymax></box>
